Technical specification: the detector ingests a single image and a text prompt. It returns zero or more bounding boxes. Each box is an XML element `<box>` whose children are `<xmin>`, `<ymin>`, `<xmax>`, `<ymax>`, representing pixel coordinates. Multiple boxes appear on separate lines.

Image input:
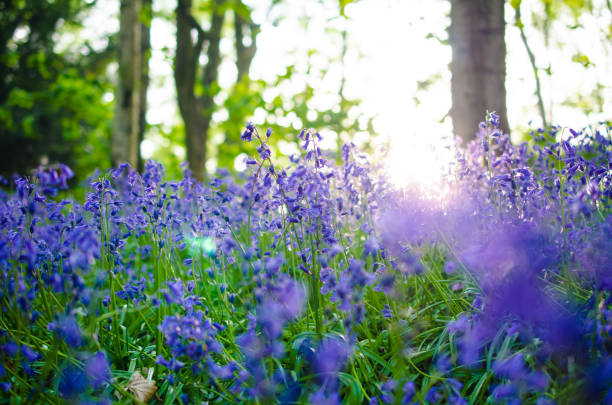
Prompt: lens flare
<box><xmin>187</xmin><ymin>236</ymin><xmax>216</xmax><ymax>257</ymax></box>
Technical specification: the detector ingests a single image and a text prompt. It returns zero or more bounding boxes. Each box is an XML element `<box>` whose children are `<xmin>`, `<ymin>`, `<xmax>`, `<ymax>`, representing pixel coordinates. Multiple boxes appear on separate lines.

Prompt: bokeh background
<box><xmin>1</xmin><ymin>0</ymin><xmax>610</xmax><ymax>185</ymax></box>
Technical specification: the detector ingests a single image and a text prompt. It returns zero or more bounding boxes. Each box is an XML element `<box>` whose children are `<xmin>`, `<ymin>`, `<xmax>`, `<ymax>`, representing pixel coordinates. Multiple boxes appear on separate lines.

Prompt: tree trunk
<box><xmin>184</xmin><ymin>101</ymin><xmax>208</xmax><ymax>177</ymax></box>
<box><xmin>112</xmin><ymin>0</ymin><xmax>151</xmax><ymax>169</ymax></box>
<box><xmin>138</xmin><ymin>0</ymin><xmax>152</xmax><ymax>172</ymax></box>
<box><xmin>449</xmin><ymin>0</ymin><xmax>509</xmax><ymax>143</ymax></box>
<box><xmin>175</xmin><ymin>0</ymin><xmax>224</xmax><ymax>181</ymax></box>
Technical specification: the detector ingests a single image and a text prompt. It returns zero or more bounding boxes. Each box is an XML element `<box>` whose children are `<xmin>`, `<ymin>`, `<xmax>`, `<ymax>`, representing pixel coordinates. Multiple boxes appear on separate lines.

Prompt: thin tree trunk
<box><xmin>113</xmin><ymin>0</ymin><xmax>150</xmax><ymax>169</ymax></box>
<box><xmin>449</xmin><ymin>0</ymin><xmax>509</xmax><ymax>143</ymax></box>
<box><xmin>175</xmin><ymin>0</ymin><xmax>224</xmax><ymax>181</ymax></box>
<box><xmin>138</xmin><ymin>0</ymin><xmax>152</xmax><ymax>171</ymax></box>
<box><xmin>184</xmin><ymin>103</ymin><xmax>207</xmax><ymax>178</ymax></box>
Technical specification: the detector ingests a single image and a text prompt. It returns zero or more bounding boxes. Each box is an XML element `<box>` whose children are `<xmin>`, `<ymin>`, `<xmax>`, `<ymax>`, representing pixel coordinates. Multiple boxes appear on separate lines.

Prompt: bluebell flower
<box><xmin>85</xmin><ymin>352</ymin><xmax>111</xmax><ymax>389</ymax></box>
<box><xmin>241</xmin><ymin>122</ymin><xmax>255</xmax><ymax>142</ymax></box>
<box><xmin>257</xmin><ymin>144</ymin><xmax>271</xmax><ymax>160</ymax></box>
<box><xmin>380</xmin><ymin>379</ymin><xmax>397</xmax><ymax>403</ymax></box>
<box><xmin>21</xmin><ymin>346</ymin><xmax>39</xmax><ymax>363</ymax></box>
<box><xmin>382</xmin><ymin>305</ymin><xmax>393</xmax><ymax>319</ymax></box>
<box><xmin>435</xmin><ymin>354</ymin><xmax>452</xmax><ymax>375</ymax></box>
<box><xmin>309</xmin><ymin>388</ymin><xmax>341</xmax><ymax>405</ymax></box>
<box><xmin>206</xmin><ymin>357</ymin><xmax>236</xmax><ymax>379</ymax></box>
<box><xmin>363</xmin><ymin>236</ymin><xmax>380</xmax><ymax>258</ymax></box>
<box><xmin>49</xmin><ymin>315</ymin><xmax>83</xmax><ymax>348</ymax></box>
<box><xmin>491</xmin><ymin>383</ymin><xmax>518</xmax><ymax>400</ymax></box>
<box><xmin>314</xmin><ymin>336</ymin><xmax>351</xmax><ymax>389</ymax></box>
<box><xmin>489</xmin><ymin>112</ymin><xmax>500</xmax><ymax>127</ymax></box>
<box><xmin>443</xmin><ymin>261</ymin><xmax>457</xmax><ymax>274</ymax></box>
<box><xmin>163</xmin><ymin>279</ymin><xmax>185</xmax><ymax>306</ymax></box>
<box><xmin>58</xmin><ymin>365</ymin><xmax>89</xmax><ymax>398</ymax></box>
<box><xmin>425</xmin><ymin>385</ymin><xmax>441</xmax><ymax>403</ymax></box>
<box><xmin>156</xmin><ymin>355</ymin><xmax>185</xmax><ymax>373</ymax></box>
<box><xmin>402</xmin><ymin>381</ymin><xmax>415</xmax><ymax>404</ymax></box>
<box><xmin>1</xmin><ymin>342</ymin><xmax>19</xmax><ymax>357</ymax></box>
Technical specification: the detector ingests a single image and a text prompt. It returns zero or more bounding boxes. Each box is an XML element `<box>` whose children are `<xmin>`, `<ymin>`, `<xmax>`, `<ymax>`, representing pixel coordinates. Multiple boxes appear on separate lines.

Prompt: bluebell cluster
<box><xmin>378</xmin><ymin>114</ymin><xmax>612</xmax><ymax>403</ymax></box>
<box><xmin>0</xmin><ymin>115</ymin><xmax>611</xmax><ymax>404</ymax></box>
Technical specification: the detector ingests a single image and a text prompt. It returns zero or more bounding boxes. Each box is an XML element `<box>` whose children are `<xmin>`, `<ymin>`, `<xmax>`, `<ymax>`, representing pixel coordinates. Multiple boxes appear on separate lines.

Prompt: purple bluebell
<box><xmin>48</xmin><ymin>315</ymin><xmax>83</xmax><ymax>348</ymax></box>
<box><xmin>58</xmin><ymin>365</ymin><xmax>89</xmax><ymax>398</ymax></box>
<box><xmin>85</xmin><ymin>352</ymin><xmax>111</xmax><ymax>389</ymax></box>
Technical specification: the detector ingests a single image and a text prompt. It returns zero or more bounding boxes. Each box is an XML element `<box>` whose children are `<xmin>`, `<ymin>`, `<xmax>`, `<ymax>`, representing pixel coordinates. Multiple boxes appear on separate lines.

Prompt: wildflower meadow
<box><xmin>1</xmin><ymin>114</ymin><xmax>612</xmax><ymax>404</ymax></box>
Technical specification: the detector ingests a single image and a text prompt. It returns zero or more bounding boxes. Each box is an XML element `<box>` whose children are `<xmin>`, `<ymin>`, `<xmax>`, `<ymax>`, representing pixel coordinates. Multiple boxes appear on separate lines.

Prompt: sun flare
<box><xmin>384</xmin><ymin>133</ymin><xmax>455</xmax><ymax>199</ymax></box>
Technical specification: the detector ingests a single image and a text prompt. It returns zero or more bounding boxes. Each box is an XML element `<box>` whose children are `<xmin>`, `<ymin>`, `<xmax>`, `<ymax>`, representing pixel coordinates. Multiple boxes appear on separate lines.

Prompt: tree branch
<box><xmin>514</xmin><ymin>3</ymin><xmax>548</xmax><ymax>128</ymax></box>
<box><xmin>201</xmin><ymin>4</ymin><xmax>225</xmax><ymax>101</ymax></box>
<box><xmin>175</xmin><ymin>0</ymin><xmax>197</xmax><ymax>115</ymax></box>
<box><xmin>186</xmin><ymin>10</ymin><xmax>208</xmax><ymax>41</ymax></box>
<box><xmin>234</xmin><ymin>11</ymin><xmax>259</xmax><ymax>80</ymax></box>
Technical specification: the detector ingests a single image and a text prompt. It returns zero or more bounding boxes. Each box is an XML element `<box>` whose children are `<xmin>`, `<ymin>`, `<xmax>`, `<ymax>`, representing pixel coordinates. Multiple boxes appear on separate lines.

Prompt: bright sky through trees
<box><xmin>83</xmin><ymin>0</ymin><xmax>611</xmax><ymax>188</ymax></box>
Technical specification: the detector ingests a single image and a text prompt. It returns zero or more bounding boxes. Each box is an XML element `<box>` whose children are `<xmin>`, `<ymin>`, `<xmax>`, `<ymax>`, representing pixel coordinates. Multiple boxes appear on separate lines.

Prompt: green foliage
<box><xmin>561</xmin><ymin>84</ymin><xmax>607</xmax><ymax>115</ymax></box>
<box><xmin>0</xmin><ymin>0</ymin><xmax>113</xmax><ymax>179</ymax></box>
<box><xmin>215</xmin><ymin>77</ymin><xmax>268</xmax><ymax>169</ymax></box>
<box><xmin>213</xmin><ymin>28</ymin><xmax>374</xmax><ymax>172</ymax></box>
<box><xmin>148</xmin><ymin>123</ymin><xmax>190</xmax><ymax>180</ymax></box>
<box><xmin>339</xmin><ymin>0</ymin><xmax>356</xmax><ymax>17</ymax></box>
<box><xmin>571</xmin><ymin>52</ymin><xmax>594</xmax><ymax>68</ymax></box>
<box><xmin>539</xmin><ymin>0</ymin><xmax>593</xmax><ymax>21</ymax></box>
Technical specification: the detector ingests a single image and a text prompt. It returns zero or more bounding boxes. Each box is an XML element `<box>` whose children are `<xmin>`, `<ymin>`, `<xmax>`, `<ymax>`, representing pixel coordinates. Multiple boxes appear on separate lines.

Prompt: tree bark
<box><xmin>112</xmin><ymin>0</ymin><xmax>151</xmax><ymax>169</ymax></box>
<box><xmin>449</xmin><ymin>0</ymin><xmax>509</xmax><ymax>143</ymax></box>
<box><xmin>175</xmin><ymin>0</ymin><xmax>224</xmax><ymax>181</ymax></box>
<box><xmin>138</xmin><ymin>0</ymin><xmax>152</xmax><ymax>172</ymax></box>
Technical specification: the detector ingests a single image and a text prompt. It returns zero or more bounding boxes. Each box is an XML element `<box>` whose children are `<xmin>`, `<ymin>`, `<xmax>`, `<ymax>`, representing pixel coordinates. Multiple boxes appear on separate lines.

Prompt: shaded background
<box><xmin>1</xmin><ymin>0</ymin><xmax>610</xmax><ymax>185</ymax></box>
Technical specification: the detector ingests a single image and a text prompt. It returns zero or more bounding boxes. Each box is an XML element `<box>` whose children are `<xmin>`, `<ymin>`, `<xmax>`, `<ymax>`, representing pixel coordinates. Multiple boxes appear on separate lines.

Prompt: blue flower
<box><xmin>58</xmin><ymin>365</ymin><xmax>89</xmax><ymax>398</ymax></box>
<box><xmin>49</xmin><ymin>315</ymin><xmax>83</xmax><ymax>348</ymax></box>
<box><xmin>402</xmin><ymin>381</ymin><xmax>415</xmax><ymax>404</ymax></box>
<box><xmin>315</xmin><ymin>336</ymin><xmax>351</xmax><ymax>387</ymax></box>
<box><xmin>309</xmin><ymin>388</ymin><xmax>341</xmax><ymax>405</ymax></box>
<box><xmin>241</xmin><ymin>122</ymin><xmax>255</xmax><ymax>142</ymax></box>
<box><xmin>85</xmin><ymin>352</ymin><xmax>111</xmax><ymax>389</ymax></box>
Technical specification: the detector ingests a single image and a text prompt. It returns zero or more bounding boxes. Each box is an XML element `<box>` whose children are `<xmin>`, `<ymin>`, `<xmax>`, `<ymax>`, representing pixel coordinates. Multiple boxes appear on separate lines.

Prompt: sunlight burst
<box><xmin>384</xmin><ymin>133</ymin><xmax>454</xmax><ymax>200</ymax></box>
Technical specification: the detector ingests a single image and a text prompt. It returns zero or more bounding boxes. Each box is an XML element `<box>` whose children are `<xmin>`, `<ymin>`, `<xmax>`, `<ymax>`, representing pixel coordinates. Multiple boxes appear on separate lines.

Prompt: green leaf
<box><xmin>510</xmin><ymin>0</ymin><xmax>522</xmax><ymax>10</ymax></box>
<box><xmin>571</xmin><ymin>52</ymin><xmax>594</xmax><ymax>68</ymax></box>
<box><xmin>337</xmin><ymin>372</ymin><xmax>365</xmax><ymax>403</ymax></box>
<box><xmin>339</xmin><ymin>0</ymin><xmax>355</xmax><ymax>17</ymax></box>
